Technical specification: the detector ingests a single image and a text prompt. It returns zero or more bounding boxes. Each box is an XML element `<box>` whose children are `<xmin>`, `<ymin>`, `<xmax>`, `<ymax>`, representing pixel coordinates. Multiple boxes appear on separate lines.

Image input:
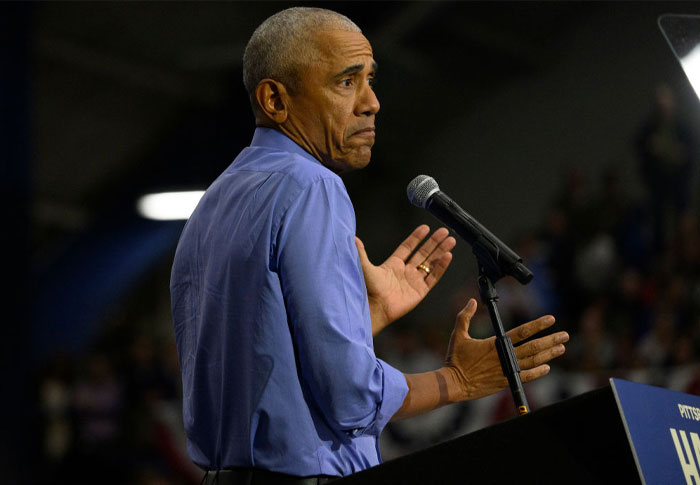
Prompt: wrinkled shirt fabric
<box><xmin>170</xmin><ymin>127</ymin><xmax>408</xmax><ymax>477</ymax></box>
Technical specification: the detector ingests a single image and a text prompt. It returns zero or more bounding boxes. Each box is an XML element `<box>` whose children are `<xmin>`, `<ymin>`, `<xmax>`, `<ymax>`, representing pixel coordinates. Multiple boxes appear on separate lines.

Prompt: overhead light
<box><xmin>659</xmin><ymin>14</ymin><xmax>700</xmax><ymax>101</ymax></box>
<box><xmin>679</xmin><ymin>44</ymin><xmax>700</xmax><ymax>99</ymax></box>
<box><xmin>136</xmin><ymin>191</ymin><xmax>205</xmax><ymax>220</ymax></box>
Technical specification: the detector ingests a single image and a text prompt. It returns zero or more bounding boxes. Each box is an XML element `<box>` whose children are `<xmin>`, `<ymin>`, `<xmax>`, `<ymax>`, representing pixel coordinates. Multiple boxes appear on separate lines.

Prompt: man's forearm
<box><xmin>391</xmin><ymin>367</ymin><xmax>466</xmax><ymax>421</ymax></box>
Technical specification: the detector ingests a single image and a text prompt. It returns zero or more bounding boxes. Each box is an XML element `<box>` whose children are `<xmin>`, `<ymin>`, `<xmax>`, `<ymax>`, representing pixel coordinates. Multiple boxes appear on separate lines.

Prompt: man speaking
<box><xmin>170</xmin><ymin>7</ymin><xmax>569</xmax><ymax>484</ymax></box>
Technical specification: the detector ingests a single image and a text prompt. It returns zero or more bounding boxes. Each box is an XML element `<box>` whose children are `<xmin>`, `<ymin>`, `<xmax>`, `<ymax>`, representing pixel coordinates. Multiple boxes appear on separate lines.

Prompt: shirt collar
<box><xmin>251</xmin><ymin>127</ymin><xmax>322</xmax><ymax>166</ymax></box>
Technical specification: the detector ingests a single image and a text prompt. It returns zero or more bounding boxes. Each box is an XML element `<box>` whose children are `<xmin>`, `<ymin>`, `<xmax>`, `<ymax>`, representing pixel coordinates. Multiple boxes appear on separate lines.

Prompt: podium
<box><xmin>337</xmin><ymin>379</ymin><xmax>700</xmax><ymax>484</ymax></box>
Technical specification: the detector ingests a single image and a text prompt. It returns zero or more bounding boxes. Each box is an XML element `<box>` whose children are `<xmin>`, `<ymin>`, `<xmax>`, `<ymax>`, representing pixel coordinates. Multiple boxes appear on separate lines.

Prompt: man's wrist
<box><xmin>438</xmin><ymin>365</ymin><xmax>469</xmax><ymax>404</ymax></box>
<box><xmin>368</xmin><ymin>297</ymin><xmax>389</xmax><ymax>335</ymax></box>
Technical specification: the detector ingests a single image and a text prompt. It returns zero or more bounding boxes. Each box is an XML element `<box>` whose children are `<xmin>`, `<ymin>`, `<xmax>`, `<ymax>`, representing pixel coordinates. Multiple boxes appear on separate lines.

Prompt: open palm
<box><xmin>445</xmin><ymin>299</ymin><xmax>568</xmax><ymax>401</ymax></box>
<box><xmin>356</xmin><ymin>225</ymin><xmax>456</xmax><ymax>335</ymax></box>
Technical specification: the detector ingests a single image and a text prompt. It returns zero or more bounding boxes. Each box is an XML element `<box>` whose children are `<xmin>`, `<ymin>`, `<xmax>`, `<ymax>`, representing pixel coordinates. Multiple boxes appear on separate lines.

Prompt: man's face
<box><xmin>284</xmin><ymin>30</ymin><xmax>379</xmax><ymax>173</ymax></box>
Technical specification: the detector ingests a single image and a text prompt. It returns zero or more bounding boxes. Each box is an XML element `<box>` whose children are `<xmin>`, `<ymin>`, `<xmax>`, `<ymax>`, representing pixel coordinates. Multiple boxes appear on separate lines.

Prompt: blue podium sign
<box><xmin>612</xmin><ymin>378</ymin><xmax>700</xmax><ymax>485</ymax></box>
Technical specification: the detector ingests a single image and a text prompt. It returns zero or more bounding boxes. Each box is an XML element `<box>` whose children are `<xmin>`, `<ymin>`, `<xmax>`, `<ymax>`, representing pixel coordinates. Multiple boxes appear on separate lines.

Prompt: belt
<box><xmin>202</xmin><ymin>468</ymin><xmax>338</xmax><ymax>485</ymax></box>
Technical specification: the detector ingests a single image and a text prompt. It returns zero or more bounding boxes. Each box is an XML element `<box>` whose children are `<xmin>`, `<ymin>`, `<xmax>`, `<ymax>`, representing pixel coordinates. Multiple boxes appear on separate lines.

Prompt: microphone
<box><xmin>407</xmin><ymin>175</ymin><xmax>533</xmax><ymax>284</ymax></box>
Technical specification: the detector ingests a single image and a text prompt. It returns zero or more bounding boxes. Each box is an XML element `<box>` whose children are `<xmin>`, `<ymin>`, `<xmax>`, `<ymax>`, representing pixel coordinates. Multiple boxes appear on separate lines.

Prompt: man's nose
<box><xmin>356</xmin><ymin>82</ymin><xmax>380</xmax><ymax>116</ymax></box>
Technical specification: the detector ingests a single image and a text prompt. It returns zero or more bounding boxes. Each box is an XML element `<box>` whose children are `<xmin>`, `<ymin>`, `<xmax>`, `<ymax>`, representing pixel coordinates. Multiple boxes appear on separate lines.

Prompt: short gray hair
<box><xmin>243</xmin><ymin>7</ymin><xmax>361</xmax><ymax>107</ymax></box>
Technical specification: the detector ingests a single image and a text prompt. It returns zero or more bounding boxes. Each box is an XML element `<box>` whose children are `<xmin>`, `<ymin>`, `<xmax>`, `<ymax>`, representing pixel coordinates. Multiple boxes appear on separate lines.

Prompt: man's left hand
<box><xmin>356</xmin><ymin>225</ymin><xmax>456</xmax><ymax>336</ymax></box>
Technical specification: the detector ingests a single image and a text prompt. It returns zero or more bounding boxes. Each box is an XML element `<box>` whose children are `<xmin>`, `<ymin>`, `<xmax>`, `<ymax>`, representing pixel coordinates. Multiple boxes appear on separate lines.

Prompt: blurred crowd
<box><xmin>35</xmin><ymin>85</ymin><xmax>700</xmax><ymax>481</ymax></box>
<box><xmin>37</xmin><ymin>335</ymin><xmax>198</xmax><ymax>485</ymax></box>
<box><xmin>491</xmin><ymin>84</ymin><xmax>700</xmax><ymax>380</ymax></box>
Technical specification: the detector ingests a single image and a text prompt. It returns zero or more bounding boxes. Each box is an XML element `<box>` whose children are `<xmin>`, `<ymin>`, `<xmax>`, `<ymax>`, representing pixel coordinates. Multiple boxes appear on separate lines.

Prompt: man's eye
<box><xmin>341</xmin><ymin>79</ymin><xmax>353</xmax><ymax>87</ymax></box>
<box><xmin>368</xmin><ymin>77</ymin><xmax>376</xmax><ymax>87</ymax></box>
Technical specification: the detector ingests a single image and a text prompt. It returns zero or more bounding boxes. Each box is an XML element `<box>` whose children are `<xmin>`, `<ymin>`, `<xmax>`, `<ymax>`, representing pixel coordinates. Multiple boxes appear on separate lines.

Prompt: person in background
<box><xmin>636</xmin><ymin>84</ymin><xmax>697</xmax><ymax>250</ymax></box>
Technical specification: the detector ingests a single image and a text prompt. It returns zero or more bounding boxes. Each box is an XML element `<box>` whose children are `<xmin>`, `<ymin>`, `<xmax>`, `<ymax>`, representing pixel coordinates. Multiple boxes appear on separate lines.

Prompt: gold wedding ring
<box><xmin>417</xmin><ymin>264</ymin><xmax>431</xmax><ymax>276</ymax></box>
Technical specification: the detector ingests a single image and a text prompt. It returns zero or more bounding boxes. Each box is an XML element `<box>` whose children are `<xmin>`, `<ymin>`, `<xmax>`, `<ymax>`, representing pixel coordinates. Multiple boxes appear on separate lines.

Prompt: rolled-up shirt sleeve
<box><xmin>274</xmin><ymin>176</ymin><xmax>408</xmax><ymax>437</ymax></box>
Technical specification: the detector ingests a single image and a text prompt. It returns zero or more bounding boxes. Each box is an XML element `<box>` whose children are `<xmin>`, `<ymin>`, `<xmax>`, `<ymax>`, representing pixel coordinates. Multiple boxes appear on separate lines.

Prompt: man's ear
<box><xmin>255</xmin><ymin>79</ymin><xmax>290</xmax><ymax>125</ymax></box>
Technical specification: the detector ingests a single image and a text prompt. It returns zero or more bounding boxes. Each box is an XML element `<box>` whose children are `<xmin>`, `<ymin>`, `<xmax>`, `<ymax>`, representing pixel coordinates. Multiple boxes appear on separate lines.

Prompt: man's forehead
<box><xmin>314</xmin><ymin>30</ymin><xmax>374</xmax><ymax>61</ymax></box>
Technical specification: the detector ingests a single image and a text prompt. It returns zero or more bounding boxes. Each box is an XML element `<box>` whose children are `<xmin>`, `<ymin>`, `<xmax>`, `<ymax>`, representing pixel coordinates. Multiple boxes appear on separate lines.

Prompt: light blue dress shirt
<box><xmin>170</xmin><ymin>127</ymin><xmax>409</xmax><ymax>477</ymax></box>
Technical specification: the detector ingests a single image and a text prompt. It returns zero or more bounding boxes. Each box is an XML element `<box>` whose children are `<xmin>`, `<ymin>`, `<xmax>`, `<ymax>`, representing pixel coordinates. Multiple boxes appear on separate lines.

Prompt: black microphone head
<box><xmin>407</xmin><ymin>175</ymin><xmax>440</xmax><ymax>208</ymax></box>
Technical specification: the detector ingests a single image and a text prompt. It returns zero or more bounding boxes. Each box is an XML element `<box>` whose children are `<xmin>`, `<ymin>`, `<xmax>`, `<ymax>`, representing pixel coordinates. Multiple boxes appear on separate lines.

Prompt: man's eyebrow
<box><xmin>335</xmin><ymin>61</ymin><xmax>378</xmax><ymax>78</ymax></box>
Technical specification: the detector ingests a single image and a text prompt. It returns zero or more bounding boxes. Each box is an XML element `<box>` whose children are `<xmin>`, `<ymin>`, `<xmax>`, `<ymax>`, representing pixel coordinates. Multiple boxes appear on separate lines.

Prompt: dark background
<box><xmin>3</xmin><ymin>2</ymin><xmax>700</xmax><ymax>484</ymax></box>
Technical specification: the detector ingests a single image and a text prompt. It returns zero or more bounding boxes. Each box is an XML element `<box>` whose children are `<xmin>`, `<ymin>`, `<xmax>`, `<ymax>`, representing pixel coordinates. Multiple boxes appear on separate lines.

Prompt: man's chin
<box><xmin>325</xmin><ymin>149</ymin><xmax>372</xmax><ymax>174</ymax></box>
<box><xmin>353</xmin><ymin>146</ymin><xmax>373</xmax><ymax>167</ymax></box>
<box><xmin>345</xmin><ymin>152</ymin><xmax>372</xmax><ymax>173</ymax></box>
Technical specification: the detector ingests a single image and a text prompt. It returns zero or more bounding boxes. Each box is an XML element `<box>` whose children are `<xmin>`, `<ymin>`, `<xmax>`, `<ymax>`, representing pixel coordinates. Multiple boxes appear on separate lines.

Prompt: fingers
<box><xmin>504</xmin><ymin>314</ymin><xmax>567</xmax><ymax>375</ymax></box>
<box><xmin>517</xmin><ymin>342</ymin><xmax>566</xmax><ymax>370</ymax></box>
<box><xmin>424</xmin><ymin>251</ymin><xmax>453</xmax><ymax>287</ymax></box>
<box><xmin>386</xmin><ymin>226</ymin><xmax>455</xmax><ymax>284</ymax></box>
<box><xmin>407</xmin><ymin>227</ymin><xmax>454</xmax><ymax>267</ymax></box>
<box><xmin>390</xmin><ymin>225</ymin><xmax>431</xmax><ymax>262</ymax></box>
<box><xmin>520</xmin><ymin>365</ymin><xmax>551</xmax><ymax>383</ymax></box>
<box><xmin>454</xmin><ymin>299</ymin><xmax>477</xmax><ymax>337</ymax></box>
<box><xmin>507</xmin><ymin>315</ymin><xmax>556</xmax><ymax>345</ymax></box>
<box><xmin>515</xmin><ymin>331</ymin><xmax>569</xmax><ymax>369</ymax></box>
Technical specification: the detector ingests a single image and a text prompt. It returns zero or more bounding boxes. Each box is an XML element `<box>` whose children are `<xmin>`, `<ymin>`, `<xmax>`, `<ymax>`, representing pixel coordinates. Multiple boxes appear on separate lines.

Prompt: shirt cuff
<box><xmin>361</xmin><ymin>359</ymin><xmax>409</xmax><ymax>437</ymax></box>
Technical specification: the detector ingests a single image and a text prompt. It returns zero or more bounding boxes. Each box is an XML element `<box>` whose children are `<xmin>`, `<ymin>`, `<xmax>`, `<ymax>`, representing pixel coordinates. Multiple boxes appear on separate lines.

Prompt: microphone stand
<box><xmin>473</xmin><ymin>246</ymin><xmax>530</xmax><ymax>416</ymax></box>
